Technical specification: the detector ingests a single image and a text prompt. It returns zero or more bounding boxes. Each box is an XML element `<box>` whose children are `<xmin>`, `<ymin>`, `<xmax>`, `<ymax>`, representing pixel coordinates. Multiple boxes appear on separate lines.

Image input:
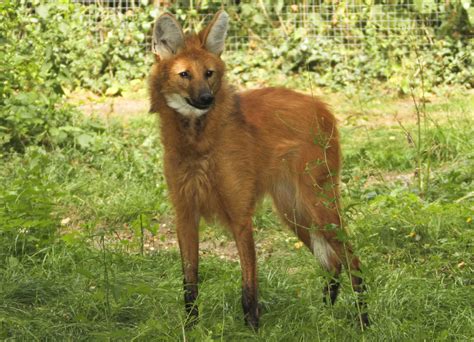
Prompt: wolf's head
<box><xmin>152</xmin><ymin>11</ymin><xmax>229</xmax><ymax>117</ymax></box>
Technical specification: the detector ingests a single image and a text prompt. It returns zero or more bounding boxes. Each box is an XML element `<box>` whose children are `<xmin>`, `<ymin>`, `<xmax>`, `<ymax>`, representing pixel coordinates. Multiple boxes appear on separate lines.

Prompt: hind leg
<box><xmin>309</xmin><ymin>229</ymin><xmax>344</xmax><ymax>306</ymax></box>
<box><xmin>308</xmin><ymin>171</ymin><xmax>369</xmax><ymax>323</ymax></box>
<box><xmin>304</xmin><ymin>182</ymin><xmax>369</xmax><ymax>326</ymax></box>
<box><xmin>318</xmin><ymin>232</ymin><xmax>369</xmax><ymax>327</ymax></box>
<box><xmin>313</xmin><ymin>218</ymin><xmax>370</xmax><ymax>327</ymax></box>
<box><xmin>272</xmin><ymin>176</ymin><xmax>369</xmax><ymax>326</ymax></box>
<box><xmin>271</xmin><ymin>180</ymin><xmax>343</xmax><ymax>305</ymax></box>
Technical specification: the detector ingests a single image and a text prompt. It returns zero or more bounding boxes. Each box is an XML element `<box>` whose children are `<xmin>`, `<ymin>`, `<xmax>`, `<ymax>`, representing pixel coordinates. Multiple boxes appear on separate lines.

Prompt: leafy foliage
<box><xmin>61</xmin><ymin>5</ymin><xmax>155</xmax><ymax>93</ymax></box>
<box><xmin>170</xmin><ymin>1</ymin><xmax>473</xmax><ymax>92</ymax></box>
<box><xmin>0</xmin><ymin>2</ymin><xmax>156</xmax><ymax>152</ymax></box>
<box><xmin>223</xmin><ymin>20</ymin><xmax>473</xmax><ymax>92</ymax></box>
<box><xmin>0</xmin><ymin>3</ymin><xmax>76</xmax><ymax>152</ymax></box>
<box><xmin>0</xmin><ymin>148</ymin><xmax>61</xmax><ymax>258</ymax></box>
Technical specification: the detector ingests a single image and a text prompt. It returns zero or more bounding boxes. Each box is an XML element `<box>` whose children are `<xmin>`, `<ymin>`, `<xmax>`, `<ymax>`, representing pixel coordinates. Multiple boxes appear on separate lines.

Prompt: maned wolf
<box><xmin>149</xmin><ymin>10</ymin><xmax>369</xmax><ymax>330</ymax></box>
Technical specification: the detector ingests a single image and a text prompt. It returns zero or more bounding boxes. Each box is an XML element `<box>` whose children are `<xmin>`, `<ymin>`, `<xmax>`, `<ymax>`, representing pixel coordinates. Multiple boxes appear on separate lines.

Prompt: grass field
<box><xmin>1</xmin><ymin>85</ymin><xmax>473</xmax><ymax>341</ymax></box>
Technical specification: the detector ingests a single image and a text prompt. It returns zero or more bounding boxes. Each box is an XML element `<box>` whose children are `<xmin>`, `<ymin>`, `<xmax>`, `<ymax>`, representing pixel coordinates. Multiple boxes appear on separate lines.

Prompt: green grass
<box><xmin>1</xmin><ymin>90</ymin><xmax>473</xmax><ymax>340</ymax></box>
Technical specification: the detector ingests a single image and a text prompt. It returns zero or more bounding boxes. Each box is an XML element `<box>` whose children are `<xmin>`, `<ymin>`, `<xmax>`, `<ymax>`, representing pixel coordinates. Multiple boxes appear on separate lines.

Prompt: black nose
<box><xmin>199</xmin><ymin>93</ymin><xmax>214</xmax><ymax>106</ymax></box>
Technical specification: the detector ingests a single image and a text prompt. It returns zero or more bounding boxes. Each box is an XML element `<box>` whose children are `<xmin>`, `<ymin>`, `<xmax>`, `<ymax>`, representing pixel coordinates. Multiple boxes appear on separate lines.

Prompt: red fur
<box><xmin>149</xmin><ymin>12</ymin><xmax>368</xmax><ymax>329</ymax></box>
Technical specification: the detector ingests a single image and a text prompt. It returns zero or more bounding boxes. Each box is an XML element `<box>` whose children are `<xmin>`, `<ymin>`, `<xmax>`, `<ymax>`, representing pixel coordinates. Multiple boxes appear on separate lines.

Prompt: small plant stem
<box><xmin>419</xmin><ymin>51</ymin><xmax>431</xmax><ymax>196</ymax></box>
<box><xmin>417</xmin><ymin>96</ymin><xmax>423</xmax><ymax>196</ymax></box>
<box><xmin>411</xmin><ymin>46</ymin><xmax>431</xmax><ymax>198</ymax></box>
<box><xmin>410</xmin><ymin>87</ymin><xmax>423</xmax><ymax>196</ymax></box>
<box><xmin>140</xmin><ymin>213</ymin><xmax>144</xmax><ymax>256</ymax></box>
<box><xmin>100</xmin><ymin>234</ymin><xmax>111</xmax><ymax>320</ymax></box>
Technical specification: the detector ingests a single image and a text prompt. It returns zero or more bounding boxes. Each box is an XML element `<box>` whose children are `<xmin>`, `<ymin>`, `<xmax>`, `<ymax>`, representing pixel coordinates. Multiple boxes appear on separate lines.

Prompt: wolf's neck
<box><xmin>159</xmin><ymin>84</ymin><xmax>236</xmax><ymax>155</ymax></box>
<box><xmin>174</xmin><ymin>112</ymin><xmax>210</xmax><ymax>146</ymax></box>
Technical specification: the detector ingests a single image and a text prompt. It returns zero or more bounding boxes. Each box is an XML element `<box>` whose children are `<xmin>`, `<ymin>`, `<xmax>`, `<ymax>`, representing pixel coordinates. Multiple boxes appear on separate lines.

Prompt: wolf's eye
<box><xmin>205</xmin><ymin>70</ymin><xmax>214</xmax><ymax>78</ymax></box>
<box><xmin>179</xmin><ymin>71</ymin><xmax>190</xmax><ymax>79</ymax></box>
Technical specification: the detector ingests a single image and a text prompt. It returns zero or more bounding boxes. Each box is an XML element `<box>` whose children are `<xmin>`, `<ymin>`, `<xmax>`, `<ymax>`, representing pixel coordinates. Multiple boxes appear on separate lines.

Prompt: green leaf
<box><xmin>468</xmin><ymin>8</ymin><xmax>474</xmax><ymax>24</ymax></box>
<box><xmin>274</xmin><ymin>0</ymin><xmax>284</xmax><ymax>14</ymax></box>
<box><xmin>414</xmin><ymin>0</ymin><xmax>436</xmax><ymax>13</ymax></box>
<box><xmin>58</xmin><ymin>22</ymin><xmax>68</xmax><ymax>34</ymax></box>
<box><xmin>76</xmin><ymin>133</ymin><xmax>94</xmax><ymax>148</ymax></box>
<box><xmin>461</xmin><ymin>0</ymin><xmax>471</xmax><ymax>10</ymax></box>
<box><xmin>105</xmin><ymin>86</ymin><xmax>121</xmax><ymax>97</ymax></box>
<box><xmin>252</xmin><ymin>13</ymin><xmax>265</xmax><ymax>26</ymax></box>
<box><xmin>36</xmin><ymin>5</ymin><xmax>50</xmax><ymax>20</ymax></box>
<box><xmin>241</xmin><ymin>4</ymin><xmax>254</xmax><ymax>17</ymax></box>
<box><xmin>414</xmin><ymin>0</ymin><xmax>423</xmax><ymax>12</ymax></box>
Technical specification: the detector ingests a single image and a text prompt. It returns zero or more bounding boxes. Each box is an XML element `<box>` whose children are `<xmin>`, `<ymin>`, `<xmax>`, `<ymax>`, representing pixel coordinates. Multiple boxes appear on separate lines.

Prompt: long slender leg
<box><xmin>322</xmin><ymin>261</ymin><xmax>342</xmax><ymax>305</ymax></box>
<box><xmin>271</xmin><ymin>179</ymin><xmax>343</xmax><ymax>307</ymax></box>
<box><xmin>319</xmin><ymin>230</ymin><xmax>370</xmax><ymax>327</ymax></box>
<box><xmin>272</xmin><ymin>181</ymin><xmax>344</xmax><ymax>306</ymax></box>
<box><xmin>275</xmin><ymin>172</ymin><xmax>369</xmax><ymax>327</ymax></box>
<box><xmin>176</xmin><ymin>211</ymin><xmax>200</xmax><ymax>325</ymax></box>
<box><xmin>232</xmin><ymin>220</ymin><xmax>259</xmax><ymax>330</ymax></box>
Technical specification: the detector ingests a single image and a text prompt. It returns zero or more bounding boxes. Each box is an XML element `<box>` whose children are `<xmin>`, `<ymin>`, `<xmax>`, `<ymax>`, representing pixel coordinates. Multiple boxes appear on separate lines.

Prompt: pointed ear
<box><xmin>203</xmin><ymin>11</ymin><xmax>229</xmax><ymax>55</ymax></box>
<box><xmin>152</xmin><ymin>13</ymin><xmax>184</xmax><ymax>59</ymax></box>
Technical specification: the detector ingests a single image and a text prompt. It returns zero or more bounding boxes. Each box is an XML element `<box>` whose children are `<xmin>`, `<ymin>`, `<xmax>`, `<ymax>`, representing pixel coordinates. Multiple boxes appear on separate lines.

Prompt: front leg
<box><xmin>232</xmin><ymin>220</ymin><xmax>259</xmax><ymax>330</ymax></box>
<box><xmin>176</xmin><ymin>210</ymin><xmax>200</xmax><ymax>325</ymax></box>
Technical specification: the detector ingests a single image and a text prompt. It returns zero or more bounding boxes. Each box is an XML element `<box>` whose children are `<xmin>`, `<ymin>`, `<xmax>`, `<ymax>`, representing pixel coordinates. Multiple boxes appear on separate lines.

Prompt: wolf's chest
<box><xmin>176</xmin><ymin>156</ymin><xmax>216</xmax><ymax>206</ymax></box>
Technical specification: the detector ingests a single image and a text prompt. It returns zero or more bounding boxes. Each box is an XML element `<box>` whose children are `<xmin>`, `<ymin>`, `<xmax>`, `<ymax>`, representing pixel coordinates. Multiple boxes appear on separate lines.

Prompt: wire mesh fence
<box><xmin>70</xmin><ymin>0</ymin><xmax>472</xmax><ymax>51</ymax></box>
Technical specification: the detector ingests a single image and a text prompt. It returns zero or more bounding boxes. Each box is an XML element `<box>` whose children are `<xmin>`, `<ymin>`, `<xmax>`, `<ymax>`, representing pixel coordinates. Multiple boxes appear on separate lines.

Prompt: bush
<box><xmin>61</xmin><ymin>5</ymin><xmax>155</xmax><ymax>93</ymax></box>
<box><xmin>227</xmin><ymin>28</ymin><xmax>473</xmax><ymax>92</ymax></box>
<box><xmin>0</xmin><ymin>2</ymin><xmax>155</xmax><ymax>153</ymax></box>
<box><xmin>0</xmin><ymin>3</ymin><xmax>76</xmax><ymax>152</ymax></box>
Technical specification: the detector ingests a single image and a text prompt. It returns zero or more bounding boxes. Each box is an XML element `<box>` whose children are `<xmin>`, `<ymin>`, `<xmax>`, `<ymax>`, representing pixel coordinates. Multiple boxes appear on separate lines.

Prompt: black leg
<box><xmin>323</xmin><ymin>277</ymin><xmax>341</xmax><ymax>305</ymax></box>
<box><xmin>183</xmin><ymin>280</ymin><xmax>199</xmax><ymax>326</ymax></box>
<box><xmin>242</xmin><ymin>285</ymin><xmax>259</xmax><ymax>330</ymax></box>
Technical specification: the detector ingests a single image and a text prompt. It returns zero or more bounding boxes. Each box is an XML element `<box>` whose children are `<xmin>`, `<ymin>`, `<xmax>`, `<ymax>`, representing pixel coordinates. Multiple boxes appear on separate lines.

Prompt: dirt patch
<box><xmin>138</xmin><ymin>223</ymin><xmax>239</xmax><ymax>261</ymax></box>
<box><xmin>68</xmin><ymin>91</ymin><xmax>150</xmax><ymax>118</ymax></box>
<box><xmin>66</xmin><ymin>219</ymin><xmax>242</xmax><ymax>261</ymax></box>
<box><xmin>336</xmin><ymin>95</ymin><xmax>422</xmax><ymax>128</ymax></box>
<box><xmin>363</xmin><ymin>170</ymin><xmax>414</xmax><ymax>188</ymax></box>
<box><xmin>69</xmin><ymin>85</ymin><xmax>470</xmax><ymax>131</ymax></box>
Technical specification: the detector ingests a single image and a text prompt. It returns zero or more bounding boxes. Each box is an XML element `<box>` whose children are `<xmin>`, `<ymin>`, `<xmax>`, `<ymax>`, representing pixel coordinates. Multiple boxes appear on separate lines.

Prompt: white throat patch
<box><xmin>164</xmin><ymin>94</ymin><xmax>209</xmax><ymax>117</ymax></box>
